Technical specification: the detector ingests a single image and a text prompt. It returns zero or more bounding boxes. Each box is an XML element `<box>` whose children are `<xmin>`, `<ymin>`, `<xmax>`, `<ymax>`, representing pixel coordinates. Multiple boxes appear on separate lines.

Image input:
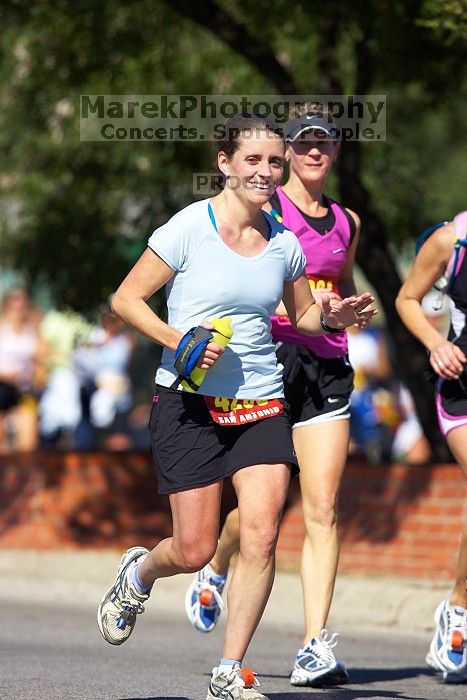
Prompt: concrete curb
<box><xmin>1</xmin><ymin>550</ymin><xmax>449</xmax><ymax>634</ymax></box>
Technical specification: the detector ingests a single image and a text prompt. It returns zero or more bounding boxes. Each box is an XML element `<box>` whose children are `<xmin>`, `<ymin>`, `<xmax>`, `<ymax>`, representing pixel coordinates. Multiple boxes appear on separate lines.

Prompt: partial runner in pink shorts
<box><xmin>435</xmin><ymin>372</ymin><xmax>467</xmax><ymax>436</ymax></box>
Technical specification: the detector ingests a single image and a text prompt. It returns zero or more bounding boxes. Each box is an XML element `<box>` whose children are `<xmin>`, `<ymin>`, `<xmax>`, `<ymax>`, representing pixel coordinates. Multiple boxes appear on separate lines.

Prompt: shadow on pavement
<box><xmin>268</xmin><ymin>690</ymin><xmax>427</xmax><ymax>700</ymax></box>
<box><xmin>263</xmin><ymin>666</ymin><xmax>431</xmax><ymax>700</ymax></box>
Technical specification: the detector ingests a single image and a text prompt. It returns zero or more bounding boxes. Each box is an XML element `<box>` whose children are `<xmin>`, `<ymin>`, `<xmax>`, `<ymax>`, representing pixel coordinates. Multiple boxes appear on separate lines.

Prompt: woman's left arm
<box><xmin>282</xmin><ymin>273</ymin><xmax>376</xmax><ymax>336</ymax></box>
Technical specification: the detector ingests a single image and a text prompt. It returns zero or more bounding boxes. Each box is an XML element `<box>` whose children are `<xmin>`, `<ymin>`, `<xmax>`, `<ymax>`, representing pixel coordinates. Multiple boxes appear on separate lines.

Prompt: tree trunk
<box><xmin>315</xmin><ymin>7</ymin><xmax>450</xmax><ymax>460</ymax></box>
<box><xmin>336</xmin><ymin>144</ymin><xmax>450</xmax><ymax>460</ymax></box>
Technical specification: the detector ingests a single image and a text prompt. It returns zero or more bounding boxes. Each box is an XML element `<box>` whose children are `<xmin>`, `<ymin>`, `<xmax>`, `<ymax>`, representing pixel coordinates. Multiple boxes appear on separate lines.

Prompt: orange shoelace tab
<box><xmin>239</xmin><ymin>668</ymin><xmax>255</xmax><ymax>687</ymax></box>
<box><xmin>451</xmin><ymin>630</ymin><xmax>464</xmax><ymax>650</ymax></box>
<box><xmin>204</xmin><ymin>396</ymin><xmax>284</xmax><ymax>426</ymax></box>
<box><xmin>199</xmin><ymin>589</ymin><xmax>214</xmax><ymax>606</ymax></box>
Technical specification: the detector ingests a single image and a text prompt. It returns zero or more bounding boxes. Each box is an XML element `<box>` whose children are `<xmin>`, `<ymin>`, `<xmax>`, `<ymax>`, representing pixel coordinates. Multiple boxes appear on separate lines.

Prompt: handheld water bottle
<box><xmin>180</xmin><ymin>317</ymin><xmax>234</xmax><ymax>393</ymax></box>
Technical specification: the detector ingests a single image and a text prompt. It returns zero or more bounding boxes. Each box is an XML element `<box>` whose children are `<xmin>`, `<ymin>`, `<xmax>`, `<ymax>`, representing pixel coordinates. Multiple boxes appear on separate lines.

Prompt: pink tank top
<box><xmin>271</xmin><ymin>186</ymin><xmax>353</xmax><ymax>358</ymax></box>
<box><xmin>0</xmin><ymin>322</ymin><xmax>38</xmax><ymax>392</ymax></box>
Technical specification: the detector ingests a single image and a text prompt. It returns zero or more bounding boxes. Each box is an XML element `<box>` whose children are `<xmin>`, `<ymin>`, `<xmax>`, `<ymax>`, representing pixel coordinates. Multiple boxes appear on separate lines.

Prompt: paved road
<box><xmin>1</xmin><ymin>601</ymin><xmax>462</xmax><ymax>700</ymax></box>
<box><xmin>0</xmin><ymin>550</ymin><xmax>451</xmax><ymax>634</ymax></box>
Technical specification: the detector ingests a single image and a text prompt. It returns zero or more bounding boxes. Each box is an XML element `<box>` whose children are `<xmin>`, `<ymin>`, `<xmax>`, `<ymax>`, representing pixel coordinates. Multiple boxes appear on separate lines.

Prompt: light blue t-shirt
<box><xmin>148</xmin><ymin>199</ymin><xmax>305</xmax><ymax>399</ymax></box>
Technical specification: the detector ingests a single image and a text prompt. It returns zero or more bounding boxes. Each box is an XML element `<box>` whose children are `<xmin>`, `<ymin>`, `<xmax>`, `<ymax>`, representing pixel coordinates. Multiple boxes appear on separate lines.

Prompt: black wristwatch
<box><xmin>320</xmin><ymin>312</ymin><xmax>342</xmax><ymax>334</ymax></box>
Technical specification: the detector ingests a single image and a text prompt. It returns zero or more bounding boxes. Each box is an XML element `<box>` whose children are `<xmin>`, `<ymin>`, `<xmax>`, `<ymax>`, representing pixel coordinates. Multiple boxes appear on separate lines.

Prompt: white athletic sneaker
<box><xmin>97</xmin><ymin>546</ymin><xmax>150</xmax><ymax>645</ymax></box>
<box><xmin>185</xmin><ymin>564</ymin><xmax>226</xmax><ymax>633</ymax></box>
<box><xmin>206</xmin><ymin>666</ymin><xmax>268</xmax><ymax>700</ymax></box>
<box><xmin>425</xmin><ymin>599</ymin><xmax>466</xmax><ymax>683</ymax></box>
<box><xmin>290</xmin><ymin>629</ymin><xmax>349</xmax><ymax>687</ymax></box>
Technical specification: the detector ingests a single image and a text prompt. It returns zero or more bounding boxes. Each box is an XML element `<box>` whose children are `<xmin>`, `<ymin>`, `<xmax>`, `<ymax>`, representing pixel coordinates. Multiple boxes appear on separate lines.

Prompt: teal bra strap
<box><xmin>209</xmin><ymin>201</ymin><xmax>273</xmax><ymax>239</ymax></box>
<box><xmin>208</xmin><ymin>202</ymin><xmax>218</xmax><ymax>232</ymax></box>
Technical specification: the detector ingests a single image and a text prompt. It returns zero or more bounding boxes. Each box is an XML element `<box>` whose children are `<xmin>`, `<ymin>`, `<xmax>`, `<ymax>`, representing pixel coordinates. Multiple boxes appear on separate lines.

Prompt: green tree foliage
<box><xmin>0</xmin><ymin>0</ymin><xmax>273</xmax><ymax>309</ymax></box>
<box><xmin>1</xmin><ymin>0</ymin><xmax>465</xmax><ymax>305</ymax></box>
<box><xmin>418</xmin><ymin>0</ymin><xmax>467</xmax><ymax>41</ymax></box>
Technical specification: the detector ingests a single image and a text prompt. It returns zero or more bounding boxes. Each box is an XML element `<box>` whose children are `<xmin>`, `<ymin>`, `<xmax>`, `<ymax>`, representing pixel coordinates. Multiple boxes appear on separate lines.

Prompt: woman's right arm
<box><xmin>112</xmin><ymin>248</ymin><xmax>182</xmax><ymax>351</ymax></box>
<box><xmin>112</xmin><ymin>248</ymin><xmax>225</xmax><ymax>370</ymax></box>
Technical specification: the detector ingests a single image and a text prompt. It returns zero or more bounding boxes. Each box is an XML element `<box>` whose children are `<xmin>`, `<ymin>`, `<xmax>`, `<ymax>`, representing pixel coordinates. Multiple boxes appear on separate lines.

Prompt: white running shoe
<box><xmin>185</xmin><ymin>564</ymin><xmax>226</xmax><ymax>633</ymax></box>
<box><xmin>290</xmin><ymin>629</ymin><xmax>349</xmax><ymax>687</ymax></box>
<box><xmin>206</xmin><ymin>666</ymin><xmax>268</xmax><ymax>700</ymax></box>
<box><xmin>425</xmin><ymin>599</ymin><xmax>466</xmax><ymax>684</ymax></box>
<box><xmin>97</xmin><ymin>546</ymin><xmax>150</xmax><ymax>645</ymax></box>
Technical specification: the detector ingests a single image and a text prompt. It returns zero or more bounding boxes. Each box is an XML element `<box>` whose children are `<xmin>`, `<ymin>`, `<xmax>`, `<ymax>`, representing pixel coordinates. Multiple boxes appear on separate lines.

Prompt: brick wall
<box><xmin>0</xmin><ymin>452</ymin><xmax>464</xmax><ymax>578</ymax></box>
<box><xmin>277</xmin><ymin>461</ymin><xmax>466</xmax><ymax>579</ymax></box>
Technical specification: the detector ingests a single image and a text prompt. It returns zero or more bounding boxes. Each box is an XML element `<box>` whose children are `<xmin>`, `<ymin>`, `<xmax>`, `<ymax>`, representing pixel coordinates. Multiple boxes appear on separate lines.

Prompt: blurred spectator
<box><xmin>72</xmin><ymin>325</ymin><xmax>100</xmax><ymax>450</ymax></box>
<box><xmin>389</xmin><ymin>383</ymin><xmax>431</xmax><ymax>465</ymax></box>
<box><xmin>126</xmin><ymin>402</ymin><xmax>151</xmax><ymax>449</ymax></box>
<box><xmin>347</xmin><ymin>324</ymin><xmax>392</xmax><ymax>462</ymax></box>
<box><xmin>347</xmin><ymin>323</ymin><xmax>431</xmax><ymax>464</ymax></box>
<box><xmin>73</xmin><ymin>304</ymin><xmax>135</xmax><ymax>450</ymax></box>
<box><xmin>0</xmin><ymin>288</ymin><xmax>46</xmax><ymax>451</ymax></box>
<box><xmin>91</xmin><ymin>305</ymin><xmax>135</xmax><ymax>449</ymax></box>
<box><xmin>122</xmin><ymin>333</ymin><xmax>162</xmax><ymax>451</ymax></box>
<box><xmin>38</xmin><ymin>308</ymin><xmax>94</xmax><ymax>448</ymax></box>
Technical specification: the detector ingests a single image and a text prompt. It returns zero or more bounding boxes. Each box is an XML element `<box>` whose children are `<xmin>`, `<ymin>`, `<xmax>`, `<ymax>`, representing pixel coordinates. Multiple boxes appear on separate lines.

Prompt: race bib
<box><xmin>205</xmin><ymin>396</ymin><xmax>284</xmax><ymax>426</ymax></box>
<box><xmin>307</xmin><ymin>274</ymin><xmax>338</xmax><ymax>293</ymax></box>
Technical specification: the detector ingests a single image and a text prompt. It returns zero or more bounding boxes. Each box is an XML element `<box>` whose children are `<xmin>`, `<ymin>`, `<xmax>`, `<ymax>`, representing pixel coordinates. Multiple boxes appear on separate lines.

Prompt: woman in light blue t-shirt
<box><xmin>96</xmin><ymin>113</ymin><xmax>376</xmax><ymax>700</ymax></box>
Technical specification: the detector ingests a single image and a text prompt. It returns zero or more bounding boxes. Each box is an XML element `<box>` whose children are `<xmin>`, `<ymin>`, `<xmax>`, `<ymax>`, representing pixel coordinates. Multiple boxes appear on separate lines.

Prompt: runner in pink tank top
<box><xmin>185</xmin><ymin>106</ymin><xmax>370</xmax><ymax>689</ymax></box>
<box><xmin>0</xmin><ymin>288</ymin><xmax>43</xmax><ymax>452</ymax></box>
<box><xmin>397</xmin><ymin>212</ymin><xmax>467</xmax><ymax>684</ymax></box>
<box><xmin>271</xmin><ymin>186</ymin><xmax>354</xmax><ymax>357</ymax></box>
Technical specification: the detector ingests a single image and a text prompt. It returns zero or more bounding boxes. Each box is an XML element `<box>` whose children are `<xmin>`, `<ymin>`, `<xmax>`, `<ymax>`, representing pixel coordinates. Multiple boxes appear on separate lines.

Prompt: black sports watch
<box><xmin>320</xmin><ymin>312</ymin><xmax>342</xmax><ymax>334</ymax></box>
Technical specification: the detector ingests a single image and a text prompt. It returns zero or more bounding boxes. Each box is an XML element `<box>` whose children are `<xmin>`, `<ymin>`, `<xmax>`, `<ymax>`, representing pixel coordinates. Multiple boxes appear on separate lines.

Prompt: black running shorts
<box><xmin>276</xmin><ymin>343</ymin><xmax>354</xmax><ymax>427</ymax></box>
<box><xmin>0</xmin><ymin>380</ymin><xmax>19</xmax><ymax>412</ymax></box>
<box><xmin>149</xmin><ymin>384</ymin><xmax>298</xmax><ymax>494</ymax></box>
